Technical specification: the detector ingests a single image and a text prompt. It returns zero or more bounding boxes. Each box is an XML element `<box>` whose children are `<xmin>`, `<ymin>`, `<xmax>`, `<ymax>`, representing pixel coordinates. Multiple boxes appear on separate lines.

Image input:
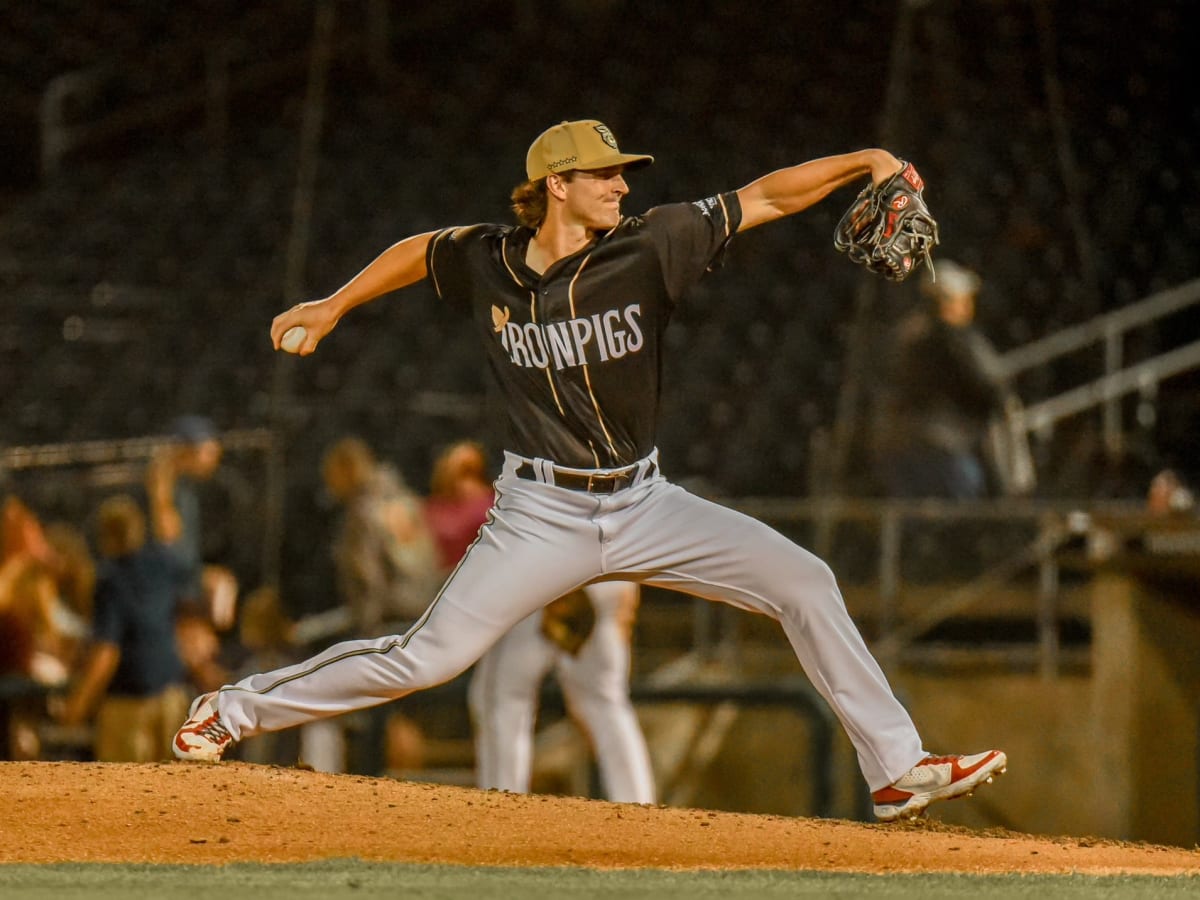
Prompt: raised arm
<box><xmin>270</xmin><ymin>230</ymin><xmax>438</xmax><ymax>355</ymax></box>
<box><xmin>735</xmin><ymin>149</ymin><xmax>903</xmax><ymax>232</ymax></box>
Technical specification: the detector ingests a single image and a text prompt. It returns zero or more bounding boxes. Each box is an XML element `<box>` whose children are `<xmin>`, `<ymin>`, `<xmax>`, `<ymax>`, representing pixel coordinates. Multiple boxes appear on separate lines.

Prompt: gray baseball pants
<box><xmin>217</xmin><ymin>450</ymin><xmax>925</xmax><ymax>791</ymax></box>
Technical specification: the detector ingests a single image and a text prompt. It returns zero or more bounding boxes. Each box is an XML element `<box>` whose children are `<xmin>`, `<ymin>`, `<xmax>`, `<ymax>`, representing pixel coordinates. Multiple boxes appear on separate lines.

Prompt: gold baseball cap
<box><xmin>525</xmin><ymin>119</ymin><xmax>654</xmax><ymax>181</ymax></box>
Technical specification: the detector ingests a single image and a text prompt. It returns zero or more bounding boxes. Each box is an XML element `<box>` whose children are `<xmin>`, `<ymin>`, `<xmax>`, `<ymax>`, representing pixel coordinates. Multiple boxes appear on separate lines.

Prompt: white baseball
<box><xmin>281</xmin><ymin>326</ymin><xmax>307</xmax><ymax>353</ymax></box>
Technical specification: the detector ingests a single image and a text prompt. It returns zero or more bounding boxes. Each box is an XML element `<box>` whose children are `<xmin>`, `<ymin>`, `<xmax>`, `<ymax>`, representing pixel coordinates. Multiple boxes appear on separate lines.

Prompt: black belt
<box><xmin>515</xmin><ymin>460</ymin><xmax>656</xmax><ymax>494</ymax></box>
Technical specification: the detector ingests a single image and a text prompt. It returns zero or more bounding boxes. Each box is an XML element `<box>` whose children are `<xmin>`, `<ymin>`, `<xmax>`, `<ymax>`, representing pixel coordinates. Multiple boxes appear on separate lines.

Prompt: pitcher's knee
<box><xmin>772</xmin><ymin>545</ymin><xmax>838</xmax><ymax>587</ymax></box>
<box><xmin>808</xmin><ymin>557</ymin><xmax>841</xmax><ymax>593</ymax></box>
<box><xmin>770</xmin><ymin>553</ymin><xmax>845</xmax><ymax>614</ymax></box>
<box><xmin>757</xmin><ymin>533</ymin><xmax>840</xmax><ymax>587</ymax></box>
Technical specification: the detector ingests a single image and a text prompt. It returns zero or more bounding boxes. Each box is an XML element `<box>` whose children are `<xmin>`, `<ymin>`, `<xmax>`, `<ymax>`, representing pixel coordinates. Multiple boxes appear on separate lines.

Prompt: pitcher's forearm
<box><xmin>326</xmin><ymin>231</ymin><xmax>438</xmax><ymax>317</ymax></box>
<box><xmin>737</xmin><ymin>150</ymin><xmax>902</xmax><ymax>231</ymax></box>
<box><xmin>271</xmin><ymin>231</ymin><xmax>438</xmax><ymax>351</ymax></box>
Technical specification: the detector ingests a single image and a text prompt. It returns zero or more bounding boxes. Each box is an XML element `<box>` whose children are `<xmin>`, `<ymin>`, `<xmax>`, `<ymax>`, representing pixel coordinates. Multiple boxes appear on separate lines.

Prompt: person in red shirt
<box><xmin>423</xmin><ymin>441</ymin><xmax>497</xmax><ymax>572</ymax></box>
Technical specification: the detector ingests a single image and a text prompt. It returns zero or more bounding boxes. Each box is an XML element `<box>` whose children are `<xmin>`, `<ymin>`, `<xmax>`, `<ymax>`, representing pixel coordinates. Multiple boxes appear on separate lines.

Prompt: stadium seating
<box><xmin>1</xmin><ymin>1</ymin><xmax>1195</xmax><ymax>506</ymax></box>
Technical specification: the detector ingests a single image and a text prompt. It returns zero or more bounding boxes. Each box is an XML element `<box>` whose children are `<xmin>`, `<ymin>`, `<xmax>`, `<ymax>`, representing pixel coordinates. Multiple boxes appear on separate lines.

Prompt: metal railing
<box><xmin>0</xmin><ymin>428</ymin><xmax>274</xmax><ymax>471</ymax></box>
<box><xmin>723</xmin><ymin>495</ymin><xmax>1144</xmax><ymax>677</ymax></box>
<box><xmin>997</xmin><ymin>277</ymin><xmax>1200</xmax><ymax>451</ymax></box>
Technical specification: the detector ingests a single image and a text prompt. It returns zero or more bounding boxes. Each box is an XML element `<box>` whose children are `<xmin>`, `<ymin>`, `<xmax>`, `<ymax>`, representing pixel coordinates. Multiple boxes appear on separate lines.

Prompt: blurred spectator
<box><xmin>228</xmin><ymin>585</ymin><xmax>301</xmax><ymax>766</ymax></box>
<box><xmin>56</xmin><ymin>495</ymin><xmax>190</xmax><ymax>762</ymax></box>
<box><xmin>0</xmin><ymin>498</ymin><xmax>77</xmax><ymax>760</ymax></box>
<box><xmin>0</xmin><ymin>557</ymin><xmax>39</xmax><ymax>679</ymax></box>
<box><xmin>1</xmin><ymin>498</ymin><xmax>45</xmax><ymax>680</ymax></box>
<box><xmin>423</xmin><ymin>440</ymin><xmax>497</xmax><ymax>571</ymax></box>
<box><xmin>872</xmin><ymin>260</ymin><xmax>1031</xmax><ymax>499</ymax></box>
<box><xmin>322</xmin><ymin>436</ymin><xmax>441</xmax><ymax>635</ymax></box>
<box><xmin>236</xmin><ymin>585</ymin><xmax>296</xmax><ymax>676</ymax></box>
<box><xmin>43</xmin><ymin>522</ymin><xmax>96</xmax><ymax>647</ymax></box>
<box><xmin>3</xmin><ymin>495</ymin><xmax>52</xmax><ymax>563</ymax></box>
<box><xmin>146</xmin><ymin>415</ymin><xmax>239</xmax><ymax>623</ymax></box>
<box><xmin>295</xmin><ymin>436</ymin><xmax>440</xmax><ymax>774</ymax></box>
<box><xmin>143</xmin><ymin>415</ymin><xmax>237</xmax><ymax>691</ymax></box>
<box><xmin>0</xmin><ymin>497</ymin><xmax>76</xmax><ymax>686</ymax></box>
<box><xmin>0</xmin><ymin>559</ymin><xmax>44</xmax><ymax>759</ymax></box>
<box><xmin>1146</xmin><ymin>469</ymin><xmax>1195</xmax><ymax>518</ymax></box>
<box><xmin>174</xmin><ymin>611</ymin><xmax>229</xmax><ymax>695</ymax></box>
<box><xmin>469</xmin><ymin>580</ymin><xmax>655</xmax><ymax>803</ymax></box>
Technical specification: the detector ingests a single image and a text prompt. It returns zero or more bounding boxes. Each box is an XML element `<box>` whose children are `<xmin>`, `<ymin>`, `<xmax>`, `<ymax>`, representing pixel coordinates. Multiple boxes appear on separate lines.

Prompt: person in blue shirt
<box><xmin>58</xmin><ymin>494</ymin><xmax>191</xmax><ymax>761</ymax></box>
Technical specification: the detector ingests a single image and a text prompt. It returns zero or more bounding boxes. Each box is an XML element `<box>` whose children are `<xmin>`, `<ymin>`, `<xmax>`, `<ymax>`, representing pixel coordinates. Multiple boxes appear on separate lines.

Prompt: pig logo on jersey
<box><xmin>491</xmin><ymin>304</ymin><xmax>511</xmax><ymax>333</ymax></box>
<box><xmin>498</xmin><ymin>304</ymin><xmax>644</xmax><ymax>371</ymax></box>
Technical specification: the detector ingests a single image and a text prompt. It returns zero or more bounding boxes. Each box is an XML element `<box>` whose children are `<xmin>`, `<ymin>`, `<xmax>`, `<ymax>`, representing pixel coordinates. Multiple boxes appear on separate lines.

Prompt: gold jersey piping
<box><xmin>568</xmin><ymin>249</ymin><xmax>616</xmax><ymax>465</ymax></box>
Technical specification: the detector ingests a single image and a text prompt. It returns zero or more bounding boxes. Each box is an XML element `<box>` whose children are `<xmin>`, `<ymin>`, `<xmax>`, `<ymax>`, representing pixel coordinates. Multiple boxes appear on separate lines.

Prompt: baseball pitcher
<box><xmin>175</xmin><ymin>119</ymin><xmax>1005</xmax><ymax>821</ymax></box>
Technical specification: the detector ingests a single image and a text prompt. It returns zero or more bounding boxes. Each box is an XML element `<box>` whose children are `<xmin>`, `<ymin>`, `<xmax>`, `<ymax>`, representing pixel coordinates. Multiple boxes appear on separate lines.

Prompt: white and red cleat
<box><xmin>872</xmin><ymin>750</ymin><xmax>1007</xmax><ymax>822</ymax></box>
<box><xmin>173</xmin><ymin>691</ymin><xmax>234</xmax><ymax>762</ymax></box>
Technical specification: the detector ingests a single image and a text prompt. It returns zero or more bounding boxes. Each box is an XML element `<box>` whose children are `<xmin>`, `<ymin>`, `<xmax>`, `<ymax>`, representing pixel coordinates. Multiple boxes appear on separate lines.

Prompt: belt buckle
<box><xmin>542</xmin><ymin>462</ymin><xmax>642</xmax><ymax>493</ymax></box>
<box><xmin>601</xmin><ymin>468</ymin><xmax>633</xmax><ymax>493</ymax></box>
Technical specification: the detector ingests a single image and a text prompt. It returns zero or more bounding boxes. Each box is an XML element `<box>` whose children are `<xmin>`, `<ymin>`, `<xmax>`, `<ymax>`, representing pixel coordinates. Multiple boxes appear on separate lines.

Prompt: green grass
<box><xmin>1</xmin><ymin>862</ymin><xmax>1198</xmax><ymax>900</ymax></box>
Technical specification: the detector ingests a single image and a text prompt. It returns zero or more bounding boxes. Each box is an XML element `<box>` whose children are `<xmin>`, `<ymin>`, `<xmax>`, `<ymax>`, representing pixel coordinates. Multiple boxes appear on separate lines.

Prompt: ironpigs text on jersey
<box><xmin>495</xmin><ymin>303</ymin><xmax>644</xmax><ymax>371</ymax></box>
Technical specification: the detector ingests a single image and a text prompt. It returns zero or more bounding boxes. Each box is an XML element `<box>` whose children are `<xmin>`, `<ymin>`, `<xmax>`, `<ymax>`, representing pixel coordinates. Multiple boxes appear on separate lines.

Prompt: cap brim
<box><xmin>575</xmin><ymin>153</ymin><xmax>654</xmax><ymax>173</ymax></box>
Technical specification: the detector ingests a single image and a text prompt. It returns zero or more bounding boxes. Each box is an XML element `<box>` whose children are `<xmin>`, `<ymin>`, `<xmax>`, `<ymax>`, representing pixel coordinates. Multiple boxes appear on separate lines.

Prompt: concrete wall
<box><xmin>644</xmin><ymin>572</ymin><xmax>1200</xmax><ymax>846</ymax></box>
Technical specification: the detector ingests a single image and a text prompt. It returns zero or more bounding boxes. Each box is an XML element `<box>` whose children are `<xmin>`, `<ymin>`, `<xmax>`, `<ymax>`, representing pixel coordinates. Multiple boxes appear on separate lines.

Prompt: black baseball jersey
<box><xmin>426</xmin><ymin>192</ymin><xmax>742</xmax><ymax>469</ymax></box>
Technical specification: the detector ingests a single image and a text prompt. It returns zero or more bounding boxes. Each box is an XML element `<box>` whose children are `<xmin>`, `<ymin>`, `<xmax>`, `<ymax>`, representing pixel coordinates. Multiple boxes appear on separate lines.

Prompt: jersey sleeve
<box><xmin>425</xmin><ymin>224</ymin><xmax>498</xmax><ymax>316</ymax></box>
<box><xmin>642</xmin><ymin>191</ymin><xmax>742</xmax><ymax>302</ymax></box>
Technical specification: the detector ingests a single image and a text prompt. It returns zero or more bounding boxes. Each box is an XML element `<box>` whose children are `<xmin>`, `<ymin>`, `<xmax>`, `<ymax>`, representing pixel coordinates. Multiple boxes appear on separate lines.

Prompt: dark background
<box><xmin>1</xmin><ymin>0</ymin><xmax>1196</xmax><ymax>606</ymax></box>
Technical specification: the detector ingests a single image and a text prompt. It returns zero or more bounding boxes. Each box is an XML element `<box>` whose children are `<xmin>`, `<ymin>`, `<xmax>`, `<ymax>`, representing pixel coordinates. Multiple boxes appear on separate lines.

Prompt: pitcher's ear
<box><xmin>546</xmin><ymin>173</ymin><xmax>569</xmax><ymax>200</ymax></box>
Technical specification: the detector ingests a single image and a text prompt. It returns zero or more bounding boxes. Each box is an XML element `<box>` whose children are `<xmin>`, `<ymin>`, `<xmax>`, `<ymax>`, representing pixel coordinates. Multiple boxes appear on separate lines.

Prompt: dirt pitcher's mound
<box><xmin>1</xmin><ymin>761</ymin><xmax>1197</xmax><ymax>874</ymax></box>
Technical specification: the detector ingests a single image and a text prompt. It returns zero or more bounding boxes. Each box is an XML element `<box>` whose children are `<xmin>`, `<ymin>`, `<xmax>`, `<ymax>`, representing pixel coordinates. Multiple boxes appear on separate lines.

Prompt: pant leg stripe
<box><xmin>226</xmin><ymin>505</ymin><xmax>502</xmax><ymax>699</ymax></box>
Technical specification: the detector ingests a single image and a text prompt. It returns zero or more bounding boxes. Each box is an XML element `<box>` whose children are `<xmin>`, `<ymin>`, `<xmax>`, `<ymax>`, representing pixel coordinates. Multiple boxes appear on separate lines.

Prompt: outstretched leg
<box><xmin>604</xmin><ymin>480</ymin><xmax>925</xmax><ymax>791</ymax></box>
<box><xmin>176</xmin><ymin>484</ymin><xmax>602</xmax><ymax>757</ymax></box>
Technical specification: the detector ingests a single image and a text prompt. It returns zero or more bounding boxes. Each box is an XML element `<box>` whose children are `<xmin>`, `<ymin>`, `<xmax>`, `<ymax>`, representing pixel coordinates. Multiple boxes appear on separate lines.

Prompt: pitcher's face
<box><xmin>561</xmin><ymin>166</ymin><xmax>630</xmax><ymax>230</ymax></box>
